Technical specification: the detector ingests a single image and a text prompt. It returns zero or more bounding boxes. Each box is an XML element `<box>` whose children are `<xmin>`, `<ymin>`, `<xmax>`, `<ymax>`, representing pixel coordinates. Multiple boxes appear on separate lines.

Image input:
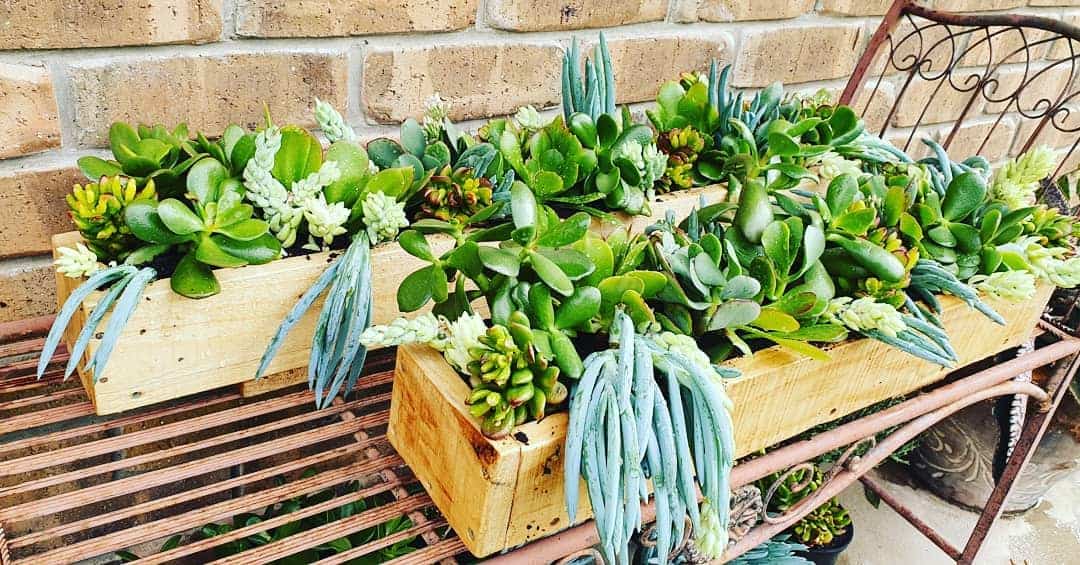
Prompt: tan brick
<box><xmin>362</xmin><ymin>42</ymin><xmax>561</xmax><ymax>123</ymax></box>
<box><xmin>0</xmin><ymin>256</ymin><xmax>55</xmax><ymax>322</ymax></box>
<box><xmin>486</xmin><ymin>0</ymin><xmax>665</xmax><ymax>31</ymax></box>
<box><xmin>236</xmin><ymin>0</ymin><xmax>476</xmax><ymax>37</ymax></box>
<box><xmin>820</xmin><ymin>0</ymin><xmax>893</xmax><ymax>16</ymax></box>
<box><xmin>0</xmin><ymin>0</ymin><xmax>220</xmax><ymax>50</ymax></box>
<box><xmin>1026</xmin><ymin>0</ymin><xmax>1079</xmax><ymax>5</ymax></box>
<box><xmin>0</xmin><ymin>64</ymin><xmax>60</xmax><ymax>159</ymax></box>
<box><xmin>848</xmin><ymin>82</ymin><xmax>898</xmax><ymax>135</ymax></box>
<box><xmin>683</xmin><ymin>0</ymin><xmax>814</xmax><ymax>22</ymax></box>
<box><xmin>891</xmin><ymin>74</ymin><xmax>983</xmax><ymax>128</ymax></box>
<box><xmin>983</xmin><ymin>65</ymin><xmax>1072</xmax><ymax>115</ymax></box>
<box><xmin>0</xmin><ymin>165</ymin><xmax>82</xmax><ymax>258</ymax></box>
<box><xmin>67</xmin><ymin>51</ymin><xmax>348</xmax><ymax>147</ymax></box>
<box><xmin>868</xmin><ymin>20</ymin><xmax>955</xmax><ymax>78</ymax></box>
<box><xmin>940</xmin><ymin>119</ymin><xmax>1017</xmax><ymax>163</ymax></box>
<box><xmin>733</xmin><ymin>25</ymin><xmax>862</xmax><ymax>87</ymax></box>
<box><xmin>928</xmin><ymin>0</ymin><xmax>1024</xmax><ymax>10</ymax></box>
<box><xmin>1047</xmin><ymin>16</ymin><xmax>1080</xmax><ymax>60</ymax></box>
<box><xmin>957</xmin><ymin>26</ymin><xmax>1051</xmax><ymax>67</ymax></box>
<box><xmin>583</xmin><ymin>33</ymin><xmax>733</xmax><ymax>104</ymax></box>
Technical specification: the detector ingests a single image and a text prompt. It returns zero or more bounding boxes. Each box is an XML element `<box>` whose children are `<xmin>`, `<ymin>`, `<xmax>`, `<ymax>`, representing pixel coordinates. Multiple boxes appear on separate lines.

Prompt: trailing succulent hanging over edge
<box><xmin>255</xmin><ymin>234</ymin><xmax>374</xmax><ymax>409</ymax></box>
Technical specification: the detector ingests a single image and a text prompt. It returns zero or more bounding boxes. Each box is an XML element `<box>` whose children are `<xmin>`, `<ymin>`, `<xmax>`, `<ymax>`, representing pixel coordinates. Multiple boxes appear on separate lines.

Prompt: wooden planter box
<box><xmin>52</xmin><ymin>186</ymin><xmax>726</xmax><ymax>415</ymax></box>
<box><xmin>387</xmin><ymin>284</ymin><xmax>1053</xmax><ymax>557</ymax></box>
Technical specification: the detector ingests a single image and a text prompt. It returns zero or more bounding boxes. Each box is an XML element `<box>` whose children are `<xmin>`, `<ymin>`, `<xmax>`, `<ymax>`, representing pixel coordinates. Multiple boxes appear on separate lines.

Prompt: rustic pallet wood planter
<box><xmin>387</xmin><ymin>284</ymin><xmax>1053</xmax><ymax>557</ymax></box>
<box><xmin>52</xmin><ymin>186</ymin><xmax>726</xmax><ymax>415</ymax></box>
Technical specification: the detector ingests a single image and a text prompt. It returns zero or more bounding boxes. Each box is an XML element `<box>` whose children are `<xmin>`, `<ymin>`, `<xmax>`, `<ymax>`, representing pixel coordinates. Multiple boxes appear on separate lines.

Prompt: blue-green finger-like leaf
<box><xmin>255</xmin><ymin>257</ymin><xmax>342</xmax><ymax>380</ymax></box>
<box><xmin>65</xmin><ymin>271</ymin><xmax>134</xmax><ymax>380</ymax></box>
<box><xmin>90</xmin><ymin>268</ymin><xmax>157</xmax><ymax>381</ymax></box>
<box><xmin>38</xmin><ymin>265</ymin><xmax>136</xmax><ymax>378</ymax></box>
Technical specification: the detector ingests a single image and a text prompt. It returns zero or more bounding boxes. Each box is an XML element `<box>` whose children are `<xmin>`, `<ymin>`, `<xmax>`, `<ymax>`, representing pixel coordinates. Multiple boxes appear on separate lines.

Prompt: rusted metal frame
<box><xmin>384</xmin><ymin>539</ymin><xmax>468</xmax><ymax>565</ymax></box>
<box><xmin>23</xmin><ymin>453</ymin><xmax>405</xmax><ymax>564</ymax></box>
<box><xmin>314</xmin><ymin>518</ymin><xmax>449</xmax><ymax>565</ymax></box>
<box><xmin>0</xmin><ymin>393</ymin><xmax>389</xmax><ymax>499</ymax></box>
<box><xmin>7</xmin><ymin>440</ymin><xmax>380</xmax><ymax>551</ymax></box>
<box><xmin>731</xmin><ymin>335</ymin><xmax>1080</xmax><ymax>487</ymax></box>
<box><xmin>0</xmin><ymin>402</ymin><xmax>94</xmax><ymax>436</ymax></box>
<box><xmin>722</xmin><ymin>379</ymin><xmax>1049</xmax><ymax>561</ymax></box>
<box><xmin>858</xmin><ymin>475</ymin><xmax>961</xmax><ymax>560</ymax></box>
<box><xmin>2</xmin><ymin>388</ymin><xmax>327</xmax><ymax>475</ymax></box>
<box><xmin>957</xmin><ymin>351</ymin><xmax>1080</xmax><ymax>563</ymax></box>
<box><xmin>0</xmin><ymin>412</ymin><xmax>384</xmax><ymax>523</ymax></box>
<box><xmin>487</xmin><ymin>335</ymin><xmax>1077</xmax><ymax>563</ymax></box>
<box><xmin>135</xmin><ymin>474</ymin><xmax>418</xmax><ymax>564</ymax></box>
<box><xmin>205</xmin><ymin>492</ymin><xmax>433</xmax><ymax>565</ymax></box>
<box><xmin>0</xmin><ymin>390</ymin><xmax>242</xmax><ymax>455</ymax></box>
<box><xmin>0</xmin><ymin>316</ymin><xmax>52</xmax><ymax>348</ymax></box>
<box><xmin>334</xmin><ymin>385</ymin><xmax>453</xmax><ymax>561</ymax></box>
<box><xmin>0</xmin><ymin>389</ymin><xmax>84</xmax><ymax>412</ymax></box>
<box><xmin>906</xmin><ymin>3</ymin><xmax>1080</xmax><ymax>38</ymax></box>
<box><xmin>839</xmin><ymin>0</ymin><xmax>911</xmax><ymax>105</ymax></box>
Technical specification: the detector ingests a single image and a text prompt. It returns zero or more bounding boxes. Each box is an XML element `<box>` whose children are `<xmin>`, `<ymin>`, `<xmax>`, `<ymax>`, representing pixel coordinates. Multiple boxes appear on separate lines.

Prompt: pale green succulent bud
<box><xmin>693</xmin><ymin>499</ymin><xmax>728</xmax><ymax>560</ymax></box>
<box><xmin>244</xmin><ymin>126</ymin><xmax>301</xmax><ymax>246</ymax></box>
<box><xmin>293</xmin><ymin>160</ymin><xmax>341</xmax><ymax>203</ymax></box>
<box><xmin>361</xmin><ymin>191</ymin><xmax>409</xmax><ymax>244</ymax></box>
<box><xmin>999</xmin><ymin>236</ymin><xmax>1079</xmax><ymax>287</ymax></box>
<box><xmin>992</xmin><ymin>146</ymin><xmax>1057</xmax><ymax>209</ymax></box>
<box><xmin>970</xmin><ymin>270</ymin><xmax>1037</xmax><ymax>302</ymax></box>
<box><xmin>815</xmin><ymin>151</ymin><xmax>863</xmax><ymax>183</ymax></box>
<box><xmin>301</xmin><ymin>193</ymin><xmax>349</xmax><ymax>251</ymax></box>
<box><xmin>825</xmin><ymin>296</ymin><xmax>906</xmax><ymax>338</ymax></box>
<box><xmin>314</xmin><ymin>98</ymin><xmax>356</xmax><ymax>144</ymax></box>
<box><xmin>361</xmin><ymin>313</ymin><xmax>443</xmax><ymax>348</ymax></box>
<box><xmin>654</xmin><ymin>331</ymin><xmax>714</xmax><ymax>376</ymax></box>
<box><xmin>442</xmin><ymin>312</ymin><xmax>488</xmax><ymax>372</ymax></box>
<box><xmin>512</xmin><ymin>105</ymin><xmax>543</xmax><ymax>131</ymax></box>
<box><xmin>54</xmin><ymin>242</ymin><xmax>104</xmax><ymax>279</ymax></box>
<box><xmin>423</xmin><ymin>93</ymin><xmax>449</xmax><ymax>143</ymax></box>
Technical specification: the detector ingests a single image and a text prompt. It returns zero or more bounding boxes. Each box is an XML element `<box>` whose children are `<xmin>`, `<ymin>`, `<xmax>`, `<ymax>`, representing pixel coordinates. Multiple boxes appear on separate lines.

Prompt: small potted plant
<box><xmin>759</xmin><ymin>467</ymin><xmax>854</xmax><ymax>565</ymax></box>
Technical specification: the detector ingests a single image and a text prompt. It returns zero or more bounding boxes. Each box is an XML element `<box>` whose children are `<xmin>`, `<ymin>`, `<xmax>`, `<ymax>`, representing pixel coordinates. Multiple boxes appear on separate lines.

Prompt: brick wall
<box><xmin>1</xmin><ymin>0</ymin><xmax>1077</xmax><ymax>322</ymax></box>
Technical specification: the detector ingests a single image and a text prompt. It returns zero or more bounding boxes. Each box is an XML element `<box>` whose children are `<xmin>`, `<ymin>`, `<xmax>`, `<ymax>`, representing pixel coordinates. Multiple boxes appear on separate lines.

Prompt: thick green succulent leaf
<box><xmin>186</xmin><ymin>157</ymin><xmax>231</xmax><ymax>204</ymax></box>
<box><xmin>272</xmin><ymin>126</ymin><xmax>323</xmax><ymax>187</ymax></box>
<box><xmin>746</xmin><ymin>328</ymin><xmax>830</xmax><ymax>361</ymax></box>
<box><xmin>776</xmin><ymin>324</ymin><xmax>848</xmax><ymax>342</ymax></box>
<box><xmin>510</xmin><ymin>181</ymin><xmax>538</xmax><ymax>230</ymax></box>
<box><xmin>833</xmin><ymin>208</ymin><xmax>877</xmax><ymax>236</ymax></box>
<box><xmin>157</xmin><ymin>199</ymin><xmax>205</xmax><ymax>235</ymax></box>
<box><xmin>529</xmin><ymin>250</ymin><xmax>573</xmax><ymax>296</ymax></box>
<box><xmin>215</xmin><ymin>218</ymin><xmax>268</xmax><ymax>241</ymax></box>
<box><xmin>77</xmin><ymin>156</ymin><xmax>123</xmax><ymax>179</ymax></box>
<box><xmin>752</xmin><ymin>307</ymin><xmax>800</xmax><ymax>332</ymax></box>
<box><xmin>479</xmin><ymin>246</ymin><xmax>522</xmax><ymax>277</ymax></box>
<box><xmin>942</xmin><ymin>172</ymin><xmax>986</xmax><ymax>221</ymax></box>
<box><xmin>398</xmin><ymin>230</ymin><xmax>434</xmax><ymax>260</ymax></box>
<box><xmin>767</xmin><ymin>131</ymin><xmax>800</xmax><ymax>157</ymax></box>
<box><xmin>397</xmin><ymin>266</ymin><xmax>436</xmax><ymax>312</ymax></box>
<box><xmin>626</xmin><ymin>270</ymin><xmax>667</xmax><ymax>297</ymax></box>
<box><xmin>400</xmin><ymin>119</ymin><xmax>426</xmax><ymax>157</ymax></box>
<box><xmin>171</xmin><ymin>251</ymin><xmax>221</xmax><ymax>298</ymax></box>
<box><xmin>762</xmin><ymin>221</ymin><xmax>794</xmax><ymax>276</ymax></box>
<box><xmin>195</xmin><ymin>236</ymin><xmax>248</xmax><ymax>268</ymax></box>
<box><xmin>366</xmin><ymin>138</ymin><xmax>404</xmax><ymax>169</ymax></box>
<box><xmin>537</xmin><ymin>247</ymin><xmax>594</xmax><ymax>280</ymax></box>
<box><xmin>825</xmin><ymin>174</ymin><xmax>859</xmax><ymax>218</ymax></box>
<box><xmin>899</xmin><ymin>212</ymin><xmax>923</xmax><ymax>241</ymax></box>
<box><xmin>323</xmin><ymin>142</ymin><xmax>370</xmax><ymax>206</ymax></box>
<box><xmin>720</xmin><ymin>275</ymin><xmax>761</xmax><ymax>299</ymax></box>
<box><xmin>108</xmin><ymin>122</ymin><xmax>141</xmax><ymax>158</ymax></box>
<box><xmin>948</xmin><ymin>222</ymin><xmax>981</xmax><ymax>253</ymax></box>
<box><xmin>365</xmin><ymin>167</ymin><xmax>412</xmax><ymax>199</ymax></box>
<box><xmin>125</xmin><ymin>200</ymin><xmax>193</xmax><ymax>245</ymax></box>
<box><xmin>537</xmin><ymin>212</ymin><xmax>590</xmax><ymax>248</ymax></box>
<box><xmin>213</xmin><ymin>232</ymin><xmax>280</xmax><ymax>264</ymax></box>
<box><xmin>599</xmin><ymin>275</ymin><xmax>645</xmax><ymax>310</ymax></box>
<box><xmin>555</xmin><ymin>286</ymin><xmax>601</xmax><ymax>329</ymax></box>
<box><xmin>573</xmin><ymin>233</ymin><xmax>614</xmax><ymax>287</ymax></box>
<box><xmin>707</xmin><ymin>299</ymin><xmax>761</xmax><ymax>331</ymax></box>
<box><xmin>445</xmin><ymin>241</ymin><xmax>483</xmax><ymax>278</ymax></box>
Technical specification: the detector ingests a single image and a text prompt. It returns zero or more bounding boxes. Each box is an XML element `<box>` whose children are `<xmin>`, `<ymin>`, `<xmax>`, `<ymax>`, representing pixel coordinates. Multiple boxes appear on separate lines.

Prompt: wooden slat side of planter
<box><xmin>724</xmin><ymin>283</ymin><xmax>1053</xmax><ymax>456</ymax></box>
<box><xmin>390</xmin><ymin>285</ymin><xmax>1051</xmax><ymax>556</ymax></box>
<box><xmin>52</xmin><ymin>231</ymin><xmax>453</xmax><ymax>414</ymax></box>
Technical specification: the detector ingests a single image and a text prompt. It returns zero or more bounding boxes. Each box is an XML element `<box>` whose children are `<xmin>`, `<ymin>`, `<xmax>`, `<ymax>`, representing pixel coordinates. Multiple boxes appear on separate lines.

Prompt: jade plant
<box><xmin>78</xmin><ymin>122</ymin><xmax>204</xmax><ymax>197</ymax></box>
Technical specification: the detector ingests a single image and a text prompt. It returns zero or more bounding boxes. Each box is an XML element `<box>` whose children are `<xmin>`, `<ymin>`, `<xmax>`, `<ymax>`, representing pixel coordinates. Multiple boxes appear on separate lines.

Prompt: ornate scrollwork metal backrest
<box><xmin>840</xmin><ymin>0</ymin><xmax>1080</xmax><ymax>180</ymax></box>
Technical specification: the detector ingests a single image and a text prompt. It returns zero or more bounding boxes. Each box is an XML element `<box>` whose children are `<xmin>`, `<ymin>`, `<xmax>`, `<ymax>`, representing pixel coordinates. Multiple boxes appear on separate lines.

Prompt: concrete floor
<box><xmin>837</xmin><ymin>464</ymin><xmax>1080</xmax><ymax>565</ymax></box>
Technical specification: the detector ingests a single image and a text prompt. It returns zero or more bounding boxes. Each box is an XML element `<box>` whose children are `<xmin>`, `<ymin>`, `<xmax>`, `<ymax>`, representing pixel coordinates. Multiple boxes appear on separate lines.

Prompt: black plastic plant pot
<box><xmin>797</xmin><ymin>523</ymin><xmax>854</xmax><ymax>565</ymax></box>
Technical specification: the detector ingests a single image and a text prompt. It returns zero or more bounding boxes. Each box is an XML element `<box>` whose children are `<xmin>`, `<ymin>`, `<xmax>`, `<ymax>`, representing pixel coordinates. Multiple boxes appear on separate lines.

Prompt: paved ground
<box><xmin>837</xmin><ymin>464</ymin><xmax>1080</xmax><ymax>564</ymax></box>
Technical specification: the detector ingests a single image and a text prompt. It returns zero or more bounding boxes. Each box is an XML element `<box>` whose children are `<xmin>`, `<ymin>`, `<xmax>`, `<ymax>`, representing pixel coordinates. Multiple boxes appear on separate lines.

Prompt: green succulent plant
<box><xmin>125</xmin><ymin>157</ymin><xmax>282</xmax><ymax>298</ymax></box>
<box><xmin>464</xmin><ymin>316</ymin><xmax>567</xmax><ymax>438</ymax></box>
<box><xmin>565</xmin><ymin>108</ymin><xmax>664</xmax><ymax>214</ymax></box>
<box><xmin>498</xmin><ymin>115</ymin><xmax>597</xmax><ymax>205</ymax></box>
<box><xmin>759</xmin><ymin>467</ymin><xmax>851</xmax><ymax>548</ymax></box>
<box><xmin>561</xmin><ymin>33</ymin><xmax>615</xmax><ymax>122</ymax></box>
<box><xmin>655</xmin><ymin>126</ymin><xmax>710</xmax><ymax>192</ymax></box>
<box><xmin>367</xmin><ymin>118</ymin><xmax>451</xmax><ymax>179</ymax></box>
<box><xmin>418</xmin><ymin>165</ymin><xmax>494</xmax><ymax>224</ymax></box>
<box><xmin>78</xmin><ymin>122</ymin><xmax>204</xmax><ymax>198</ymax></box>
<box><xmin>67</xmin><ymin>175</ymin><xmax>157</xmax><ymax>262</ymax></box>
